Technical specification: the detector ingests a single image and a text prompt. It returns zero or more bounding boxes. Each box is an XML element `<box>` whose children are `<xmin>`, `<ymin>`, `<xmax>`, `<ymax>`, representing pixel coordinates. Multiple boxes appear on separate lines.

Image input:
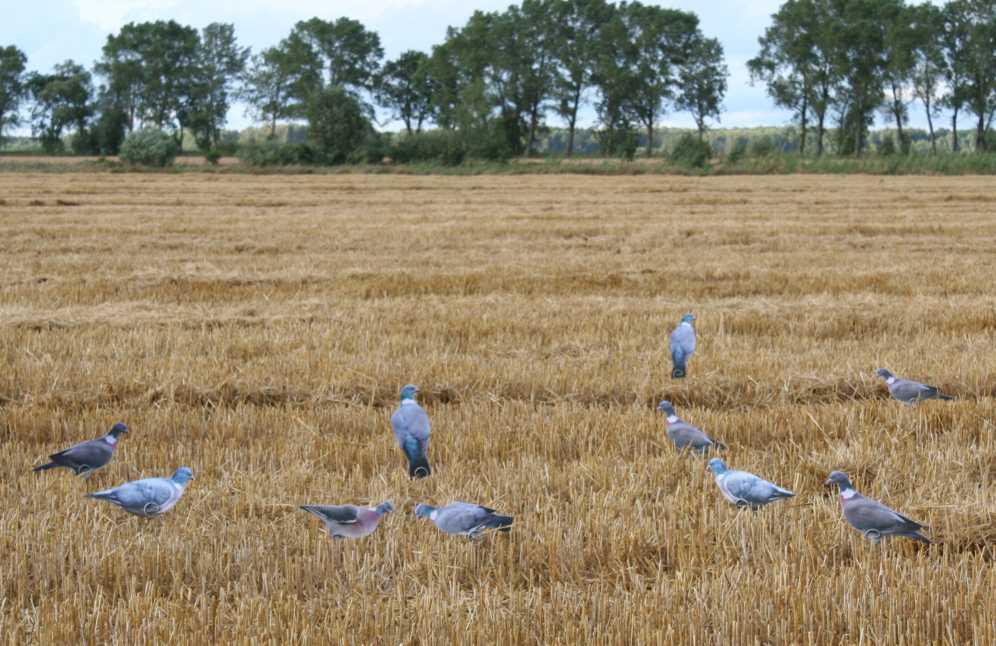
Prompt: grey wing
<box><xmin>391</xmin><ymin>404</ymin><xmax>431</xmax><ymax>444</ymax></box>
<box><xmin>890</xmin><ymin>379</ymin><xmax>931</xmax><ymax>402</ymax></box>
<box><xmin>437</xmin><ymin>503</ymin><xmax>489</xmax><ymax>533</ymax></box>
<box><xmin>846</xmin><ymin>498</ymin><xmax>924</xmax><ymax>534</ymax></box>
<box><xmin>668</xmin><ymin>422</ymin><xmax>714</xmax><ymax>450</ymax></box>
<box><xmin>99</xmin><ymin>478</ymin><xmax>172</xmax><ymax>509</ymax></box>
<box><xmin>57</xmin><ymin>440</ymin><xmax>113</xmax><ymax>468</ymax></box>
<box><xmin>304</xmin><ymin>505</ymin><xmax>359</xmax><ymax>524</ymax></box>
<box><xmin>670</xmin><ymin>325</ymin><xmax>696</xmax><ymax>355</ymax></box>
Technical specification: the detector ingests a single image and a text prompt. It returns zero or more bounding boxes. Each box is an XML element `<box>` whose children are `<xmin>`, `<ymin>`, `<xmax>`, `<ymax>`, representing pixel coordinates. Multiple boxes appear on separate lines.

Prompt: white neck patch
<box><xmin>401</xmin><ymin>398</ymin><xmax>417</xmax><ymax>406</ymax></box>
<box><xmin>841</xmin><ymin>488</ymin><xmax>856</xmax><ymax>500</ymax></box>
<box><xmin>104</xmin><ymin>435</ymin><xmax>117</xmax><ymax>446</ymax></box>
<box><xmin>666</xmin><ymin>415</ymin><xmax>679</xmax><ymax>424</ymax></box>
<box><xmin>886</xmin><ymin>377</ymin><xmax>896</xmax><ymax>385</ymax></box>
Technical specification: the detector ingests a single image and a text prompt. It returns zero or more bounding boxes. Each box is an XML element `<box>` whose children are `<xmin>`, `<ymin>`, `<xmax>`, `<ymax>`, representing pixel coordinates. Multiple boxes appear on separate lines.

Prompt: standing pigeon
<box><xmin>300</xmin><ymin>501</ymin><xmax>393</xmax><ymax>539</ymax></box>
<box><xmin>391</xmin><ymin>384</ymin><xmax>431</xmax><ymax>478</ymax></box>
<box><xmin>876</xmin><ymin>368</ymin><xmax>954</xmax><ymax>405</ymax></box>
<box><xmin>824</xmin><ymin>470</ymin><xmax>932</xmax><ymax>544</ymax></box>
<box><xmin>669</xmin><ymin>313</ymin><xmax>697</xmax><ymax>378</ymax></box>
<box><xmin>33</xmin><ymin>422</ymin><xmax>129</xmax><ymax>477</ymax></box>
<box><xmin>657</xmin><ymin>400</ymin><xmax>724</xmax><ymax>454</ymax></box>
<box><xmin>707</xmin><ymin>458</ymin><xmax>794</xmax><ymax>509</ymax></box>
<box><xmin>87</xmin><ymin>467</ymin><xmax>194</xmax><ymax>518</ymax></box>
<box><xmin>414</xmin><ymin>501</ymin><xmax>513</xmax><ymax>539</ymax></box>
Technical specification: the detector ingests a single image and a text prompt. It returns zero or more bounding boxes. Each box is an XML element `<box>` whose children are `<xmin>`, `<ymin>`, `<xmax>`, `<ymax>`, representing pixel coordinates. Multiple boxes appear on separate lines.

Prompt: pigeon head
<box><xmin>376</xmin><ymin>501</ymin><xmax>394</xmax><ymax>515</ymax></box>
<box><xmin>400</xmin><ymin>384</ymin><xmax>419</xmax><ymax>401</ymax></box>
<box><xmin>109</xmin><ymin>422</ymin><xmax>129</xmax><ymax>437</ymax></box>
<box><xmin>171</xmin><ymin>467</ymin><xmax>195</xmax><ymax>486</ymax></box>
<box><xmin>824</xmin><ymin>470</ymin><xmax>853</xmax><ymax>490</ymax></box>
<box><xmin>414</xmin><ymin>503</ymin><xmax>435</xmax><ymax>519</ymax></box>
<box><xmin>875</xmin><ymin>368</ymin><xmax>894</xmax><ymax>381</ymax></box>
<box><xmin>656</xmin><ymin>400</ymin><xmax>676</xmax><ymax>416</ymax></box>
<box><xmin>680</xmin><ymin>313</ymin><xmax>696</xmax><ymax>324</ymax></box>
<box><xmin>706</xmin><ymin>458</ymin><xmax>728</xmax><ymax>475</ymax></box>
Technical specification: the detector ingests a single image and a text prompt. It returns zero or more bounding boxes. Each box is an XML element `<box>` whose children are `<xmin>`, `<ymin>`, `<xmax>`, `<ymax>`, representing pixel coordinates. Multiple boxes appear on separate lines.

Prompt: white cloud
<box><xmin>74</xmin><ymin>0</ymin><xmax>182</xmax><ymax>31</ymax></box>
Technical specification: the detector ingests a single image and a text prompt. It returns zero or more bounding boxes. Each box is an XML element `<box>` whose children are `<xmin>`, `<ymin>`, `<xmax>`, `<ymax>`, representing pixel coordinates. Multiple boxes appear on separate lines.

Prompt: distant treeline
<box><xmin>0</xmin><ymin>0</ymin><xmax>994</xmax><ymax>166</ymax></box>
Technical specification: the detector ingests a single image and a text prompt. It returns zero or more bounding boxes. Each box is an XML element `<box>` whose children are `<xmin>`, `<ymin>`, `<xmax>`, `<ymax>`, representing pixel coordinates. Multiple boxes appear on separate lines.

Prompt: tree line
<box><xmin>0</xmin><ymin>0</ymin><xmax>993</xmax><ymax>162</ymax></box>
<box><xmin>749</xmin><ymin>0</ymin><xmax>996</xmax><ymax>155</ymax></box>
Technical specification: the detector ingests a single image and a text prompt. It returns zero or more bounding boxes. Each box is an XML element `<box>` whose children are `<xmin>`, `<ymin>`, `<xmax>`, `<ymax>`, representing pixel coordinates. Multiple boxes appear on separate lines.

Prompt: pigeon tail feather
<box><xmin>484</xmin><ymin>515</ymin><xmax>513</xmax><ymax>532</ymax></box>
<box><xmin>33</xmin><ymin>462</ymin><xmax>58</xmax><ymax>472</ymax></box>
<box><xmin>403</xmin><ymin>436</ymin><xmax>431</xmax><ymax>479</ymax></box>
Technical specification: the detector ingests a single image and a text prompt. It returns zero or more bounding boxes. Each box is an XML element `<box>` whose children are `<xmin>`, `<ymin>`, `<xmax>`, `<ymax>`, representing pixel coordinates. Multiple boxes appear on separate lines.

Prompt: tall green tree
<box><xmin>940</xmin><ymin>1</ymin><xmax>972</xmax><ymax>151</ymax></box>
<box><xmin>826</xmin><ymin>0</ymin><xmax>903</xmax><ymax>156</ymax></box>
<box><xmin>0</xmin><ymin>45</ymin><xmax>28</xmax><ymax>146</ymax></box>
<box><xmin>749</xmin><ymin>0</ymin><xmax>834</xmax><ymax>155</ymax></box>
<box><xmin>97</xmin><ymin>21</ymin><xmax>201</xmax><ymax>141</ymax></box>
<box><xmin>549</xmin><ymin>0</ymin><xmax>613</xmax><ymax>156</ymax></box>
<box><xmin>240</xmin><ymin>48</ymin><xmax>299</xmax><ymax>138</ymax></box>
<box><xmin>595</xmin><ymin>2</ymin><xmax>701</xmax><ymax>156</ymax></box>
<box><xmin>26</xmin><ymin>60</ymin><xmax>94</xmax><ymax>152</ymax></box>
<box><xmin>307</xmin><ymin>85</ymin><xmax>370</xmax><ymax>163</ymax></box>
<box><xmin>375</xmin><ymin>50</ymin><xmax>433</xmax><ymax>135</ymax></box>
<box><xmin>676</xmin><ymin>36</ymin><xmax>728</xmax><ymax>140</ymax></box>
<box><xmin>881</xmin><ymin>3</ymin><xmax>917</xmax><ymax>153</ymax></box>
<box><xmin>285</xmin><ymin>17</ymin><xmax>383</xmax><ymax>107</ymax></box>
<box><xmin>956</xmin><ymin>0</ymin><xmax>996</xmax><ymax>151</ymax></box>
<box><xmin>187</xmin><ymin>23</ymin><xmax>249</xmax><ymax>150</ymax></box>
<box><xmin>909</xmin><ymin>2</ymin><xmax>946</xmax><ymax>153</ymax></box>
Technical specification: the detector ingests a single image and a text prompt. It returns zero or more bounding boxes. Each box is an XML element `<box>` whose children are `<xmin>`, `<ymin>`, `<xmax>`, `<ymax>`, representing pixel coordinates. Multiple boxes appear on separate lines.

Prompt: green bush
<box><xmin>391</xmin><ymin>130</ymin><xmax>467</xmax><ymax>165</ymax></box>
<box><xmin>119</xmin><ymin>128</ymin><xmax>179</xmax><ymax>167</ymax></box>
<box><xmin>749</xmin><ymin>136</ymin><xmax>777</xmax><ymax>157</ymax></box>
<box><xmin>727</xmin><ymin>137</ymin><xmax>749</xmax><ymax>163</ymax></box>
<box><xmin>307</xmin><ymin>87</ymin><xmax>370</xmax><ymax>164</ymax></box>
<box><xmin>237</xmin><ymin>140</ymin><xmax>318</xmax><ymax>166</ymax></box>
<box><xmin>670</xmin><ymin>133</ymin><xmax>711</xmax><ymax>168</ymax></box>
<box><xmin>878</xmin><ymin>134</ymin><xmax>897</xmax><ymax>156</ymax></box>
<box><xmin>204</xmin><ymin>148</ymin><xmax>222</xmax><ymax>165</ymax></box>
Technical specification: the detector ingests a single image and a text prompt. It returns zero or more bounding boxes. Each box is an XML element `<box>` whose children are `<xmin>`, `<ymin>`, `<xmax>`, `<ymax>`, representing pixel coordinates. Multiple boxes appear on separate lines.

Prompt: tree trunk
<box><xmin>951</xmin><ymin>108</ymin><xmax>960</xmax><ymax>152</ymax></box>
<box><xmin>890</xmin><ymin>81</ymin><xmax>905</xmax><ymax>154</ymax></box>
<box><xmin>925</xmin><ymin>97</ymin><xmax>936</xmax><ymax>154</ymax></box>
<box><xmin>566</xmin><ymin>85</ymin><xmax>581</xmax><ymax>158</ymax></box>
<box><xmin>816</xmin><ymin>110</ymin><xmax>826</xmax><ymax>157</ymax></box>
<box><xmin>646</xmin><ymin>121</ymin><xmax>653</xmax><ymax>157</ymax></box>
<box><xmin>976</xmin><ymin>112</ymin><xmax>987</xmax><ymax>152</ymax></box>
<box><xmin>269</xmin><ymin>114</ymin><xmax>277</xmax><ymax>140</ymax></box>
<box><xmin>799</xmin><ymin>91</ymin><xmax>809</xmax><ymax>156</ymax></box>
<box><xmin>527</xmin><ymin>104</ymin><xmax>540</xmax><ymax>156</ymax></box>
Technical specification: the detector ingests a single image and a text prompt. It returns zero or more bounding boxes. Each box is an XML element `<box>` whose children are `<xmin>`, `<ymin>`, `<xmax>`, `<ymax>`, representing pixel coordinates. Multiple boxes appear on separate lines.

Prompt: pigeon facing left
<box><xmin>657</xmin><ymin>400</ymin><xmax>725</xmax><ymax>454</ymax></box>
<box><xmin>300</xmin><ymin>501</ymin><xmax>393</xmax><ymax>539</ymax></box>
<box><xmin>391</xmin><ymin>384</ymin><xmax>432</xmax><ymax>478</ymax></box>
<box><xmin>33</xmin><ymin>422</ymin><xmax>129</xmax><ymax>477</ymax></box>
<box><xmin>669</xmin><ymin>313</ymin><xmax>697</xmax><ymax>378</ymax></box>
<box><xmin>414</xmin><ymin>501</ymin><xmax>513</xmax><ymax>539</ymax></box>
<box><xmin>824</xmin><ymin>470</ymin><xmax>932</xmax><ymax>544</ymax></box>
<box><xmin>87</xmin><ymin>467</ymin><xmax>193</xmax><ymax>517</ymax></box>
<box><xmin>876</xmin><ymin>368</ymin><xmax>954</xmax><ymax>405</ymax></box>
<box><xmin>707</xmin><ymin>458</ymin><xmax>795</xmax><ymax>509</ymax></box>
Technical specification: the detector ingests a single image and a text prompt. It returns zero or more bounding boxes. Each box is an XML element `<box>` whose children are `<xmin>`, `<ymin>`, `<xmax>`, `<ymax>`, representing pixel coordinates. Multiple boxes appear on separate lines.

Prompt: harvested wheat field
<box><xmin>1</xmin><ymin>171</ymin><xmax>995</xmax><ymax>644</ymax></box>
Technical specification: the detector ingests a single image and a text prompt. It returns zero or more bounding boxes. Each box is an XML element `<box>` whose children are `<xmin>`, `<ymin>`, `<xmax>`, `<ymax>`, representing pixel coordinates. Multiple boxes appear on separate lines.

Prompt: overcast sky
<box><xmin>3</xmin><ymin>0</ymin><xmax>935</xmax><ymax>131</ymax></box>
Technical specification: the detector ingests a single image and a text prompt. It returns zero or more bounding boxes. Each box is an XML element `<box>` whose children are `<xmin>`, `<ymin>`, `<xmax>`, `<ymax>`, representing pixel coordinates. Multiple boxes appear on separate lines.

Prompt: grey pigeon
<box><xmin>657</xmin><ymin>400</ymin><xmax>724</xmax><ymax>454</ymax></box>
<box><xmin>824</xmin><ymin>470</ymin><xmax>932</xmax><ymax>544</ymax></box>
<box><xmin>669</xmin><ymin>313</ymin><xmax>697</xmax><ymax>378</ymax></box>
<box><xmin>34</xmin><ymin>422</ymin><xmax>128</xmax><ymax>477</ymax></box>
<box><xmin>300</xmin><ymin>501</ymin><xmax>393</xmax><ymax>539</ymax></box>
<box><xmin>87</xmin><ymin>467</ymin><xmax>193</xmax><ymax>517</ymax></box>
<box><xmin>876</xmin><ymin>368</ymin><xmax>954</xmax><ymax>405</ymax></box>
<box><xmin>414</xmin><ymin>501</ymin><xmax>513</xmax><ymax>539</ymax></box>
<box><xmin>707</xmin><ymin>458</ymin><xmax>794</xmax><ymax>509</ymax></box>
<box><xmin>391</xmin><ymin>384</ymin><xmax>431</xmax><ymax>478</ymax></box>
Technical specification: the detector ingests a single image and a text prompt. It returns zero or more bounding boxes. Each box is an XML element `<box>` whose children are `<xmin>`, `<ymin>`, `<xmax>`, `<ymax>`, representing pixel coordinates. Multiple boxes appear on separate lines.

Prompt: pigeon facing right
<box><xmin>657</xmin><ymin>400</ymin><xmax>724</xmax><ymax>454</ymax></box>
<box><xmin>87</xmin><ymin>467</ymin><xmax>194</xmax><ymax>518</ymax></box>
<box><xmin>414</xmin><ymin>501</ymin><xmax>513</xmax><ymax>539</ymax></box>
<box><xmin>391</xmin><ymin>384</ymin><xmax>432</xmax><ymax>479</ymax></box>
<box><xmin>300</xmin><ymin>501</ymin><xmax>393</xmax><ymax>539</ymax></box>
<box><xmin>669</xmin><ymin>313</ymin><xmax>697</xmax><ymax>378</ymax></box>
<box><xmin>707</xmin><ymin>458</ymin><xmax>794</xmax><ymax>509</ymax></box>
<box><xmin>876</xmin><ymin>368</ymin><xmax>954</xmax><ymax>405</ymax></box>
<box><xmin>824</xmin><ymin>470</ymin><xmax>932</xmax><ymax>544</ymax></box>
<box><xmin>33</xmin><ymin>422</ymin><xmax>129</xmax><ymax>477</ymax></box>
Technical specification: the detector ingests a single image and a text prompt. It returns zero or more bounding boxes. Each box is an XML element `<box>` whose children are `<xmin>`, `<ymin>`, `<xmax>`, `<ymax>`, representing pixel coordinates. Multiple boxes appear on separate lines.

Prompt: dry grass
<box><xmin>1</xmin><ymin>172</ymin><xmax>995</xmax><ymax>644</ymax></box>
